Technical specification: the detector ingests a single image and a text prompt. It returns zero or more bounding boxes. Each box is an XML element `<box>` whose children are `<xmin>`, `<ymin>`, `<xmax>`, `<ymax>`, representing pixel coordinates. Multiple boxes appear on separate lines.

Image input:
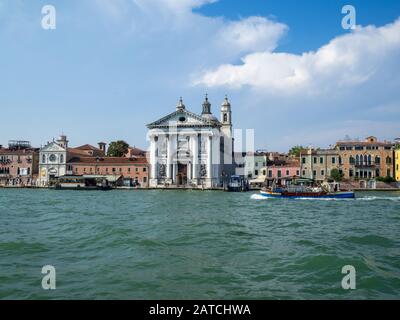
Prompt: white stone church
<box><xmin>147</xmin><ymin>95</ymin><xmax>234</xmax><ymax>189</ymax></box>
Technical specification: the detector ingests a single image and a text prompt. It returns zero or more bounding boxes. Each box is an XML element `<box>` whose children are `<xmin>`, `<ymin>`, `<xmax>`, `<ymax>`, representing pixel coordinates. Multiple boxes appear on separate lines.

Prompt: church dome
<box><xmin>201</xmin><ymin>94</ymin><xmax>218</xmax><ymax>122</ymax></box>
<box><xmin>202</xmin><ymin>113</ymin><xmax>219</xmax><ymax>122</ymax></box>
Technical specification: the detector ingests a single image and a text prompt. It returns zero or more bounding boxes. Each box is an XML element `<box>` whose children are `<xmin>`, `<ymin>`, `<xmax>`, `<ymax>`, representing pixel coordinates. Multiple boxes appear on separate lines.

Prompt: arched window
<box><xmin>356</xmin><ymin>155</ymin><xmax>360</xmax><ymax>165</ymax></box>
<box><xmin>364</xmin><ymin>155</ymin><xmax>368</xmax><ymax>165</ymax></box>
<box><xmin>368</xmin><ymin>155</ymin><xmax>372</xmax><ymax>165</ymax></box>
<box><xmin>42</xmin><ymin>154</ymin><xmax>46</xmax><ymax>163</ymax></box>
<box><xmin>386</xmin><ymin>156</ymin><xmax>392</xmax><ymax>165</ymax></box>
<box><xmin>60</xmin><ymin>154</ymin><xmax>64</xmax><ymax>163</ymax></box>
<box><xmin>375</xmin><ymin>156</ymin><xmax>380</xmax><ymax>164</ymax></box>
<box><xmin>223</xmin><ymin>113</ymin><xmax>228</xmax><ymax>122</ymax></box>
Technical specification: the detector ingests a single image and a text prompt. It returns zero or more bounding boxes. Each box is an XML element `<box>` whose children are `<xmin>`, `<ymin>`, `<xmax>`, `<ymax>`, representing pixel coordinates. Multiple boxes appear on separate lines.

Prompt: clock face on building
<box><xmin>49</xmin><ymin>154</ymin><xmax>57</xmax><ymax>162</ymax></box>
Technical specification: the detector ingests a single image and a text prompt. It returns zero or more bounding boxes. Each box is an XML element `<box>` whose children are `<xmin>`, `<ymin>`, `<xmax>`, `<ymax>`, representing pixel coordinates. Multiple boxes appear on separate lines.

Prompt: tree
<box><xmin>289</xmin><ymin>145</ymin><xmax>307</xmax><ymax>157</ymax></box>
<box><xmin>330</xmin><ymin>168</ymin><xmax>344</xmax><ymax>182</ymax></box>
<box><xmin>376</xmin><ymin>176</ymin><xmax>396</xmax><ymax>183</ymax></box>
<box><xmin>107</xmin><ymin>140</ymin><xmax>129</xmax><ymax>157</ymax></box>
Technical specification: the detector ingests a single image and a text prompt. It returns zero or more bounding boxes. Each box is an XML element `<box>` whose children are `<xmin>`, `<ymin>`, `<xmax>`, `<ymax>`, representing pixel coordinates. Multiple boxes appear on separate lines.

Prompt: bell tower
<box><xmin>220</xmin><ymin>95</ymin><xmax>232</xmax><ymax>138</ymax></box>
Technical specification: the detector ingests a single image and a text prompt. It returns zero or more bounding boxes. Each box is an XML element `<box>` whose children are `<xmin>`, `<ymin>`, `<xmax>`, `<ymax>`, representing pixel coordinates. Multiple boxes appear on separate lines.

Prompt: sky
<box><xmin>0</xmin><ymin>0</ymin><xmax>400</xmax><ymax>152</ymax></box>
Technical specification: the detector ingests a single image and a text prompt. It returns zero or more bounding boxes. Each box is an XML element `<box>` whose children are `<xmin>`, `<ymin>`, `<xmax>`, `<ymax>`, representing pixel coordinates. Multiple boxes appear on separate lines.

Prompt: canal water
<box><xmin>0</xmin><ymin>189</ymin><xmax>399</xmax><ymax>299</ymax></box>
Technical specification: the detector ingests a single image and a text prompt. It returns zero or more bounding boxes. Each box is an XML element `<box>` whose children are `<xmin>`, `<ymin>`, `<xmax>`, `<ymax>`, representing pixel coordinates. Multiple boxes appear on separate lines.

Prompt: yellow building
<box><xmin>395</xmin><ymin>146</ymin><xmax>400</xmax><ymax>182</ymax></box>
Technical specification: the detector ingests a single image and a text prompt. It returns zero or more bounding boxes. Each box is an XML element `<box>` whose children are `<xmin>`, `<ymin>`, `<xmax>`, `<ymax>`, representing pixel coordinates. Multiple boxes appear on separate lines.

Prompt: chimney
<box><xmin>98</xmin><ymin>142</ymin><xmax>107</xmax><ymax>154</ymax></box>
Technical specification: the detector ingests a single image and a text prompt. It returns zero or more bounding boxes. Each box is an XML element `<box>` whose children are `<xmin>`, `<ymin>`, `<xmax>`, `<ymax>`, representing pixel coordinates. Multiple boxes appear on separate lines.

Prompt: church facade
<box><xmin>38</xmin><ymin>135</ymin><xmax>68</xmax><ymax>186</ymax></box>
<box><xmin>147</xmin><ymin>96</ymin><xmax>234</xmax><ymax>189</ymax></box>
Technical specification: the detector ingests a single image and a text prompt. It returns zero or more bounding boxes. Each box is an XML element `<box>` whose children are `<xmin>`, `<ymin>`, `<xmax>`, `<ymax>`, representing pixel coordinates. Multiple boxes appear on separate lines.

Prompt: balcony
<box><xmin>352</xmin><ymin>161</ymin><xmax>378</xmax><ymax>168</ymax></box>
<box><xmin>354</xmin><ymin>163</ymin><xmax>376</xmax><ymax>168</ymax></box>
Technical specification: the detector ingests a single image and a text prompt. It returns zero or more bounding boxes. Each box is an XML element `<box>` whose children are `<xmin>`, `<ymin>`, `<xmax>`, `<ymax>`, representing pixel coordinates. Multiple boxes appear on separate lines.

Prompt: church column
<box><xmin>150</xmin><ymin>135</ymin><xmax>157</xmax><ymax>181</ymax></box>
<box><xmin>192</xmin><ymin>134</ymin><xmax>198</xmax><ymax>181</ymax></box>
<box><xmin>207</xmin><ymin>135</ymin><xmax>212</xmax><ymax>183</ymax></box>
<box><xmin>166</xmin><ymin>135</ymin><xmax>172</xmax><ymax>180</ymax></box>
<box><xmin>172</xmin><ymin>134</ymin><xmax>177</xmax><ymax>184</ymax></box>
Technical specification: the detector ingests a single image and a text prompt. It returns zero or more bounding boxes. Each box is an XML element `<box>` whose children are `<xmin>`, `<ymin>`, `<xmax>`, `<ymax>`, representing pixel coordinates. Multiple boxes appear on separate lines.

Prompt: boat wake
<box><xmin>251</xmin><ymin>194</ymin><xmax>269</xmax><ymax>200</ymax></box>
<box><xmin>251</xmin><ymin>194</ymin><xmax>400</xmax><ymax>201</ymax></box>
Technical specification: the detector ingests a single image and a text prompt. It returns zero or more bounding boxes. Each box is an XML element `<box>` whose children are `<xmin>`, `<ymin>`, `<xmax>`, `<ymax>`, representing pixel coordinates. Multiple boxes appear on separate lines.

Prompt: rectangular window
<box><xmin>268</xmin><ymin>170</ymin><xmax>272</xmax><ymax>178</ymax></box>
<box><xmin>286</xmin><ymin>170</ymin><xmax>289</xmax><ymax>176</ymax></box>
<box><xmin>143</xmin><ymin>167</ymin><xmax>147</xmax><ymax>172</ymax></box>
<box><xmin>320</xmin><ymin>157</ymin><xmax>323</xmax><ymax>164</ymax></box>
<box><xmin>321</xmin><ymin>170</ymin><xmax>325</xmax><ymax>176</ymax></box>
<box><xmin>313</xmin><ymin>170</ymin><xmax>316</xmax><ymax>177</ymax></box>
<box><xmin>302</xmin><ymin>157</ymin><xmax>306</xmax><ymax>164</ymax></box>
<box><xmin>255</xmin><ymin>170</ymin><xmax>259</xmax><ymax>176</ymax></box>
<box><xmin>313</xmin><ymin>157</ymin><xmax>317</xmax><ymax>164</ymax></box>
<box><xmin>277</xmin><ymin>170</ymin><xmax>282</xmax><ymax>178</ymax></box>
<box><xmin>296</xmin><ymin>170</ymin><xmax>300</xmax><ymax>176</ymax></box>
<box><xmin>332</xmin><ymin>157</ymin><xmax>336</xmax><ymax>164</ymax></box>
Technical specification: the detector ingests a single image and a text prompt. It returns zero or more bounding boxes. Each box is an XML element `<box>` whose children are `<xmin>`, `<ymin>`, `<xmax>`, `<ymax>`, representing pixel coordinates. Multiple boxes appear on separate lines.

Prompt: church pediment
<box><xmin>147</xmin><ymin>109</ymin><xmax>220</xmax><ymax>129</ymax></box>
<box><xmin>40</xmin><ymin>142</ymin><xmax>66</xmax><ymax>152</ymax></box>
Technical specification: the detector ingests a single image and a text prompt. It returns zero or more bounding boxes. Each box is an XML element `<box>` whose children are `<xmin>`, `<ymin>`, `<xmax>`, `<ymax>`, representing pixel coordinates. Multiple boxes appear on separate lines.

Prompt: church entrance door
<box><xmin>177</xmin><ymin>163</ymin><xmax>188</xmax><ymax>186</ymax></box>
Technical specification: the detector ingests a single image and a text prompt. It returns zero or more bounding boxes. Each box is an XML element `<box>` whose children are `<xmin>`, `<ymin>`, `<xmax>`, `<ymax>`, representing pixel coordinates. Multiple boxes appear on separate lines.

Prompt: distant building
<box><xmin>38</xmin><ymin>135</ymin><xmax>69</xmax><ymax>186</ymax></box>
<box><xmin>335</xmin><ymin>136</ymin><xmax>394</xmax><ymax>180</ymax></box>
<box><xmin>147</xmin><ymin>96</ymin><xmax>234</xmax><ymax>189</ymax></box>
<box><xmin>67</xmin><ymin>156</ymin><xmax>149</xmax><ymax>187</ymax></box>
<box><xmin>0</xmin><ymin>141</ymin><xmax>39</xmax><ymax>186</ymax></box>
<box><xmin>266</xmin><ymin>159</ymin><xmax>300</xmax><ymax>186</ymax></box>
<box><xmin>39</xmin><ymin>135</ymin><xmax>107</xmax><ymax>186</ymax></box>
<box><xmin>300</xmin><ymin>148</ymin><xmax>341</xmax><ymax>182</ymax></box>
<box><xmin>395</xmin><ymin>139</ymin><xmax>400</xmax><ymax>182</ymax></box>
<box><xmin>244</xmin><ymin>151</ymin><xmax>267</xmax><ymax>180</ymax></box>
<box><xmin>125</xmin><ymin>146</ymin><xmax>146</xmax><ymax>158</ymax></box>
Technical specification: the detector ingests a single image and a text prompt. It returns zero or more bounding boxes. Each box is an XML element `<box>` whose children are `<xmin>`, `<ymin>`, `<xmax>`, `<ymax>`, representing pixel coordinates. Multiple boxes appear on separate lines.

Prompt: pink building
<box><xmin>0</xmin><ymin>141</ymin><xmax>39</xmax><ymax>186</ymax></box>
<box><xmin>266</xmin><ymin>160</ymin><xmax>300</xmax><ymax>186</ymax></box>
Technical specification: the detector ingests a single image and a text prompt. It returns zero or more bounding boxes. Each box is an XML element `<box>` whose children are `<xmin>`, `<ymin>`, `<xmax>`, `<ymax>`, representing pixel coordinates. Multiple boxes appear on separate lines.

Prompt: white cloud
<box><xmin>195</xmin><ymin>19</ymin><xmax>400</xmax><ymax>95</ymax></box>
<box><xmin>216</xmin><ymin>16</ymin><xmax>288</xmax><ymax>54</ymax></box>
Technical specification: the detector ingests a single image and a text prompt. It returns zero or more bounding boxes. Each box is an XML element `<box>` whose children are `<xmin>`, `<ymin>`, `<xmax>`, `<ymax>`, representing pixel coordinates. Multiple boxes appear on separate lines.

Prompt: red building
<box><xmin>67</xmin><ymin>155</ymin><xmax>149</xmax><ymax>187</ymax></box>
<box><xmin>0</xmin><ymin>141</ymin><xmax>39</xmax><ymax>186</ymax></box>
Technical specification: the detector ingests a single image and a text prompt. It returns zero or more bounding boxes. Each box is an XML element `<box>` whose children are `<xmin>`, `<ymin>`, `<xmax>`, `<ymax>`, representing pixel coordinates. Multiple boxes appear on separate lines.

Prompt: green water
<box><xmin>0</xmin><ymin>189</ymin><xmax>399</xmax><ymax>299</ymax></box>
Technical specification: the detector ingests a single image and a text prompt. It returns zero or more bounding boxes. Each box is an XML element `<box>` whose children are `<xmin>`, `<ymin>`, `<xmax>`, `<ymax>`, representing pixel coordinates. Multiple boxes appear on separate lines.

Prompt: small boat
<box><xmin>50</xmin><ymin>175</ymin><xmax>112</xmax><ymax>191</ymax></box>
<box><xmin>259</xmin><ymin>178</ymin><xmax>355</xmax><ymax>199</ymax></box>
<box><xmin>226</xmin><ymin>175</ymin><xmax>249</xmax><ymax>192</ymax></box>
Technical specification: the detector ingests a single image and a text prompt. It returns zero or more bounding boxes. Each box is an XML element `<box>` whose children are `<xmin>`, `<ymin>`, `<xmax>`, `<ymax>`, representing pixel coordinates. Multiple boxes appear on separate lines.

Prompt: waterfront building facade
<box><xmin>267</xmin><ymin>160</ymin><xmax>300</xmax><ymax>184</ymax></box>
<box><xmin>0</xmin><ymin>141</ymin><xmax>39</xmax><ymax>186</ymax></box>
<box><xmin>300</xmin><ymin>148</ymin><xmax>341</xmax><ymax>182</ymax></box>
<box><xmin>39</xmin><ymin>135</ymin><xmax>108</xmax><ymax>186</ymax></box>
<box><xmin>147</xmin><ymin>96</ymin><xmax>234</xmax><ymax>189</ymax></box>
<box><xmin>38</xmin><ymin>135</ymin><xmax>69</xmax><ymax>186</ymax></box>
<box><xmin>67</xmin><ymin>156</ymin><xmax>149</xmax><ymax>187</ymax></box>
<box><xmin>244</xmin><ymin>151</ymin><xmax>267</xmax><ymax>180</ymax></box>
<box><xmin>335</xmin><ymin>136</ymin><xmax>394</xmax><ymax>180</ymax></box>
<box><xmin>395</xmin><ymin>139</ymin><xmax>400</xmax><ymax>182</ymax></box>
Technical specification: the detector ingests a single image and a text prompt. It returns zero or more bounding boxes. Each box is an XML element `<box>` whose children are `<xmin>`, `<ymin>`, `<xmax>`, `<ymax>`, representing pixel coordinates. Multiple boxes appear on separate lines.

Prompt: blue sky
<box><xmin>1</xmin><ymin>0</ymin><xmax>399</xmax><ymax>151</ymax></box>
